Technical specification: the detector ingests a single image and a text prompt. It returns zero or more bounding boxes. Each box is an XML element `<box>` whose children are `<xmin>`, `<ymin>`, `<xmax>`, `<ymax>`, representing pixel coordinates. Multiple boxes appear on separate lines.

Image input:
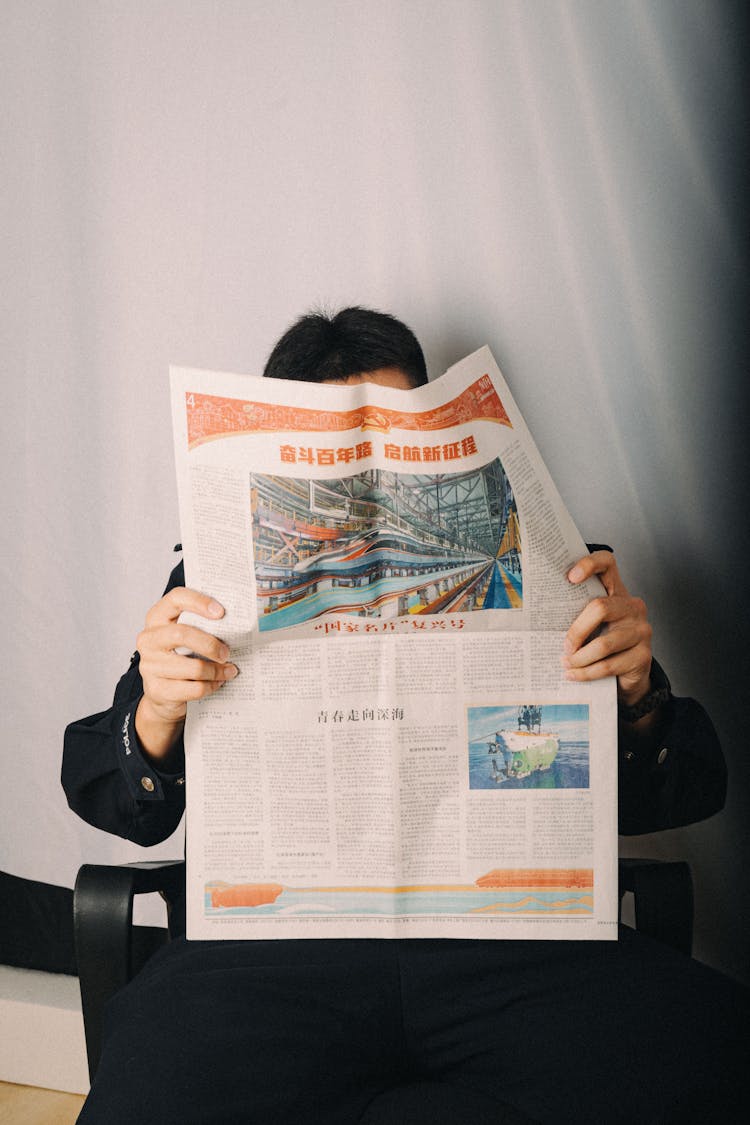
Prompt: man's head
<box><xmin>262</xmin><ymin>306</ymin><xmax>428</xmax><ymax>389</ymax></box>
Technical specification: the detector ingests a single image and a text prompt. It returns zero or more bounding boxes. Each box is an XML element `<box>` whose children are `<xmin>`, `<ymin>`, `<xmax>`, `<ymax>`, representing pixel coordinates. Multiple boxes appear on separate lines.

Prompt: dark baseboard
<box><xmin>1</xmin><ymin>869</ymin><xmax>77</xmax><ymax>976</ymax></box>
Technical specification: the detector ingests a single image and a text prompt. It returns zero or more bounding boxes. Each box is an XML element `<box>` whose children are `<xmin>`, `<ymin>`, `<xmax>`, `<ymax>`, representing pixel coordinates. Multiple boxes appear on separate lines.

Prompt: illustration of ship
<box><xmin>487</xmin><ymin>705</ymin><xmax>558</xmax><ymax>781</ymax></box>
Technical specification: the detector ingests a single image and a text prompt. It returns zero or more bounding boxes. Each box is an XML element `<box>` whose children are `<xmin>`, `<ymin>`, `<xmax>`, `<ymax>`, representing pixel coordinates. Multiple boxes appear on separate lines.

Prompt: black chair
<box><xmin>74</xmin><ymin>857</ymin><xmax>692</xmax><ymax>1119</ymax></box>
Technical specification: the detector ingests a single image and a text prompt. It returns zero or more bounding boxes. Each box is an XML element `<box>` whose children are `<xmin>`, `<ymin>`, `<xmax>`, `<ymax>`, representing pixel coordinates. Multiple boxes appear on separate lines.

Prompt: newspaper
<box><xmin>170</xmin><ymin>347</ymin><xmax>618</xmax><ymax>941</ymax></box>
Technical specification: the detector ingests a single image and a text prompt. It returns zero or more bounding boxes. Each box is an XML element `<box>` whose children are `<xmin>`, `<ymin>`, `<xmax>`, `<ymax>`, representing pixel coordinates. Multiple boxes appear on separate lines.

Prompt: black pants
<box><xmin>79</xmin><ymin>927</ymin><xmax>749</xmax><ymax>1124</ymax></box>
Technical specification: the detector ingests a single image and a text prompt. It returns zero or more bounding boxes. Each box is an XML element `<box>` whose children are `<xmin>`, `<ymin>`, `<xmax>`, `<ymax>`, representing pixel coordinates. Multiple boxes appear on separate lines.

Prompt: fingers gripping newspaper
<box><xmin>170</xmin><ymin>348</ymin><xmax>618</xmax><ymax>941</ymax></box>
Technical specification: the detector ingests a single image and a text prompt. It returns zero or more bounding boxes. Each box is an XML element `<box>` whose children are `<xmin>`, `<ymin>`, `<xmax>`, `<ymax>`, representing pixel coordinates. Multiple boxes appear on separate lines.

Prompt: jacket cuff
<box><xmin>114</xmin><ymin>696</ymin><xmax>185</xmax><ymax>803</ymax></box>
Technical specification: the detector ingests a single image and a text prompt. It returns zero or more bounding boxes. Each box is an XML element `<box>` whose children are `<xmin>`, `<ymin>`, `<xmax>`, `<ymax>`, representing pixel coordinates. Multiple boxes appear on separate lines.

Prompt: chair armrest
<box><xmin>74</xmin><ymin>860</ymin><xmax>185</xmax><ymax>1081</ymax></box>
<box><xmin>618</xmin><ymin>858</ymin><xmax>693</xmax><ymax>956</ymax></box>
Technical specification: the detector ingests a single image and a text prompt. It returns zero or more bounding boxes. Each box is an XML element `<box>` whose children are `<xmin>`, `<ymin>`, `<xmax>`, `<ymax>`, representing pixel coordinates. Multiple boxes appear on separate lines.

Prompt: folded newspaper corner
<box><xmin>170</xmin><ymin>346</ymin><xmax>619</xmax><ymax>942</ymax></box>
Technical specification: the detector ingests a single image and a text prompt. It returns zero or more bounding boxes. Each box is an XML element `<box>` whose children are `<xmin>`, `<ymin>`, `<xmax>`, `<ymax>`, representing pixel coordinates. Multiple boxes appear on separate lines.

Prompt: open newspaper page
<box><xmin>170</xmin><ymin>347</ymin><xmax>618</xmax><ymax>941</ymax></box>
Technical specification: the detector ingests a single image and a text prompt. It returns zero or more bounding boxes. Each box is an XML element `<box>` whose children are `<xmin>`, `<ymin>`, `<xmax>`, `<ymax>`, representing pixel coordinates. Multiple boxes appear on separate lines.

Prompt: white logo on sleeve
<box><xmin>122</xmin><ymin>711</ymin><xmax>132</xmax><ymax>756</ymax></box>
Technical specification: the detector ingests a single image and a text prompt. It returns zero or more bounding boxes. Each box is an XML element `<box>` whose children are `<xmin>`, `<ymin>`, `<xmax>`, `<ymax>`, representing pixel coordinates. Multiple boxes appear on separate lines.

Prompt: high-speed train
<box><xmin>290</xmin><ymin>524</ymin><xmax>488</xmax><ymax>576</ymax></box>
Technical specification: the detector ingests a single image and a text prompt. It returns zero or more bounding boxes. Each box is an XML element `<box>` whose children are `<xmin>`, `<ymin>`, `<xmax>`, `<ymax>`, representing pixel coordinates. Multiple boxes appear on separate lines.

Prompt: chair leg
<box><xmin>74</xmin><ymin>864</ymin><xmax>174</xmax><ymax>1080</ymax></box>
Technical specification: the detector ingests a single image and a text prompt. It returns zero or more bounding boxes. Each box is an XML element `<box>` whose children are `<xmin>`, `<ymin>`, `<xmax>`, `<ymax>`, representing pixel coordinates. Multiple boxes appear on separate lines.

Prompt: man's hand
<box><xmin>134</xmin><ymin>587</ymin><xmax>238</xmax><ymax>762</ymax></box>
<box><xmin>564</xmin><ymin>552</ymin><xmax>652</xmax><ymax>707</ymax></box>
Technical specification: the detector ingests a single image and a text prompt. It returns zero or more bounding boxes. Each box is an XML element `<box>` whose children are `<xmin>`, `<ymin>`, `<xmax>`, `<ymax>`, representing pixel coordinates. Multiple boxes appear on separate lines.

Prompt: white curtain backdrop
<box><xmin>2</xmin><ymin>0</ymin><xmax>747</xmax><ymax>980</ymax></box>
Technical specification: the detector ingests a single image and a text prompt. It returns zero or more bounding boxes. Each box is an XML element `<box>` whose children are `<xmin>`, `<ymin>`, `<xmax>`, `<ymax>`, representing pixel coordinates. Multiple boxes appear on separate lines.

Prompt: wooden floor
<box><xmin>0</xmin><ymin>1082</ymin><xmax>85</xmax><ymax>1124</ymax></box>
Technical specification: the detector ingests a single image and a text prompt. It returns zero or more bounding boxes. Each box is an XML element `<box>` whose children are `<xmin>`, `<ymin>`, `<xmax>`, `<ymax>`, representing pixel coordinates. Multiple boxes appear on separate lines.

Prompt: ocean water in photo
<box><xmin>468</xmin><ymin>738</ymin><xmax>590</xmax><ymax>790</ymax></box>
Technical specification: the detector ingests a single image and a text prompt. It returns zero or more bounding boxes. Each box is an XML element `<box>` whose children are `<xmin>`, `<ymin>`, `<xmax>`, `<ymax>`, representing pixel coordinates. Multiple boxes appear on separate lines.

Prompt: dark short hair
<box><xmin>262</xmin><ymin>306</ymin><xmax>428</xmax><ymax>386</ymax></box>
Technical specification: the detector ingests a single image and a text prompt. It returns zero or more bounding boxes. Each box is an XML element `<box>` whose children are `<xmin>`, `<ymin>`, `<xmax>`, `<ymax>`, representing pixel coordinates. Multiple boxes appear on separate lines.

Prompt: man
<box><xmin>63</xmin><ymin>307</ymin><xmax>745</xmax><ymax>1124</ymax></box>
<box><xmin>493</xmin><ymin>729</ymin><xmax>514</xmax><ymax>778</ymax></box>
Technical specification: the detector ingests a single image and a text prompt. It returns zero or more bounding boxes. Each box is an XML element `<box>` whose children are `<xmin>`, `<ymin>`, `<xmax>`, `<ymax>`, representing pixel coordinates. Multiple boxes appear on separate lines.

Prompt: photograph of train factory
<box><xmin>249</xmin><ymin>457</ymin><xmax>522</xmax><ymax>632</ymax></box>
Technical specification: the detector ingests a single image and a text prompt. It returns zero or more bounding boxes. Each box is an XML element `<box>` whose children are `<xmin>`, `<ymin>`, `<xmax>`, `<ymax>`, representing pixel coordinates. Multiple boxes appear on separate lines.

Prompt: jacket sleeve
<box><xmin>617</xmin><ymin>674</ymin><xmax>727</xmax><ymax>835</ymax></box>
<box><xmin>61</xmin><ymin>560</ymin><xmax>187</xmax><ymax>847</ymax></box>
